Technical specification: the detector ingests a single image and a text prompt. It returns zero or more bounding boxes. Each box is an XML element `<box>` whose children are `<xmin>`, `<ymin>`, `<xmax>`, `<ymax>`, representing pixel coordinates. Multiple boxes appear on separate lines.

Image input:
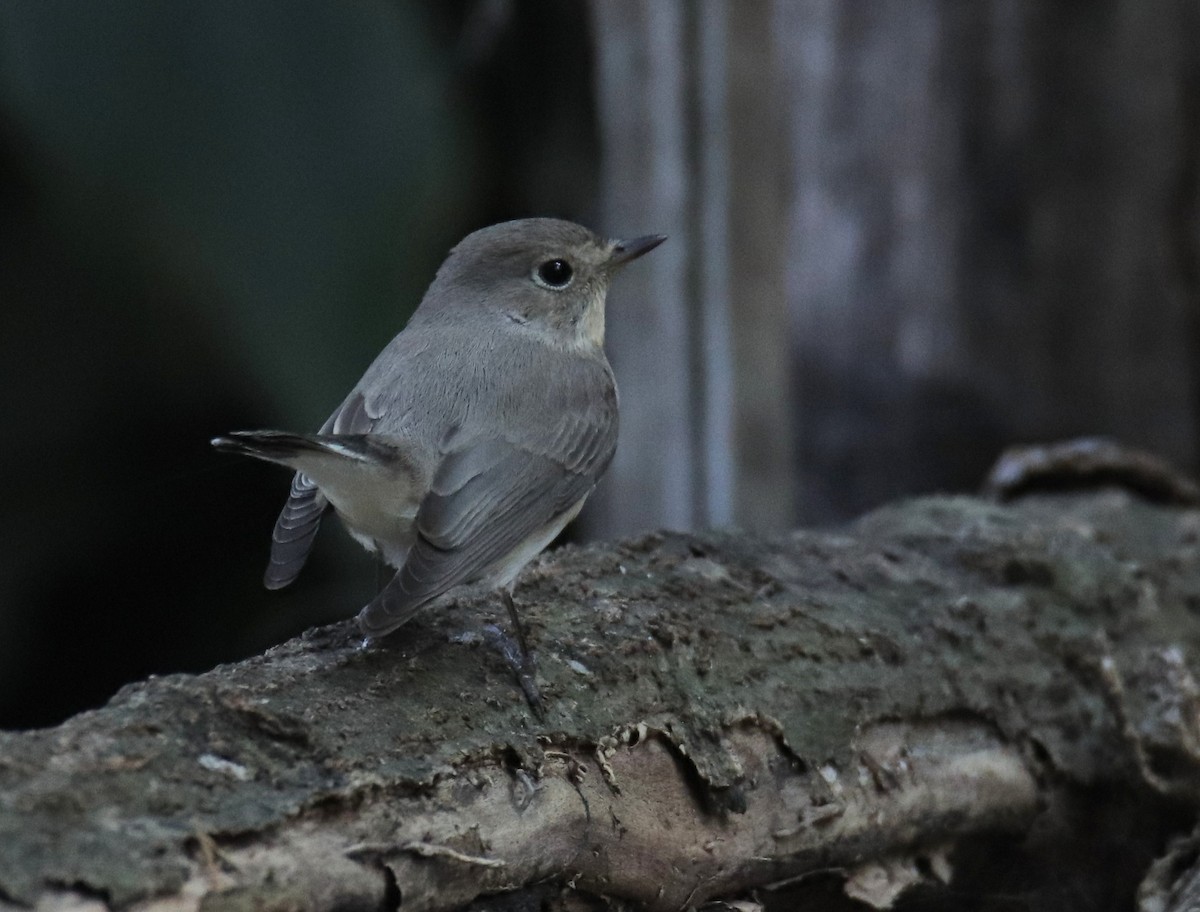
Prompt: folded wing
<box><xmin>358</xmin><ymin>408</ymin><xmax>616</xmax><ymax>638</ymax></box>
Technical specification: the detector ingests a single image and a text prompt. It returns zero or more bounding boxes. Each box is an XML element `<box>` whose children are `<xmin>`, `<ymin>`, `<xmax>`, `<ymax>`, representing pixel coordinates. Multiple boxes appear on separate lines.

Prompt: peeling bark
<box><xmin>1140</xmin><ymin>823</ymin><xmax>1200</xmax><ymax>911</ymax></box>
<box><xmin>3</xmin><ymin>485</ymin><xmax>1200</xmax><ymax>911</ymax></box>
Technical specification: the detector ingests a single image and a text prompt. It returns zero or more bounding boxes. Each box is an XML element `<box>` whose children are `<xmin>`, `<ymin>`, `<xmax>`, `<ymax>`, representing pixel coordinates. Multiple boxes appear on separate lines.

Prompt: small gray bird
<box><xmin>213</xmin><ymin>218</ymin><xmax>664</xmax><ymax>641</ymax></box>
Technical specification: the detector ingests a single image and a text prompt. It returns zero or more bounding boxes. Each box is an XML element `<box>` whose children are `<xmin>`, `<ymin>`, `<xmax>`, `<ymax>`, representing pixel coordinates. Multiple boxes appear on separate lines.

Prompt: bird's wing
<box><xmin>265</xmin><ymin>390</ymin><xmax>383</xmax><ymax>589</ymax></box>
<box><xmin>264</xmin><ymin>472</ymin><xmax>327</xmax><ymax>589</ymax></box>
<box><xmin>357</xmin><ymin>406</ymin><xmax>616</xmax><ymax>637</ymax></box>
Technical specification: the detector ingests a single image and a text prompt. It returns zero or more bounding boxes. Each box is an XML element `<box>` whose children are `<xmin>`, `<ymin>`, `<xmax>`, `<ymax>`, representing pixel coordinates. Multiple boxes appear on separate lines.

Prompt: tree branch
<box><xmin>4</xmin><ymin>484</ymin><xmax>1200</xmax><ymax>911</ymax></box>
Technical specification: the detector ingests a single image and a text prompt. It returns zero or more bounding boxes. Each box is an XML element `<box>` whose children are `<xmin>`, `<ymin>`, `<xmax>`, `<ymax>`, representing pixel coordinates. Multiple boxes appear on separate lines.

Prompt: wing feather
<box><xmin>264</xmin><ymin>473</ymin><xmax>327</xmax><ymax>589</ymax></box>
<box><xmin>265</xmin><ymin>390</ymin><xmax>382</xmax><ymax>588</ymax></box>
<box><xmin>358</xmin><ymin>403</ymin><xmax>615</xmax><ymax>638</ymax></box>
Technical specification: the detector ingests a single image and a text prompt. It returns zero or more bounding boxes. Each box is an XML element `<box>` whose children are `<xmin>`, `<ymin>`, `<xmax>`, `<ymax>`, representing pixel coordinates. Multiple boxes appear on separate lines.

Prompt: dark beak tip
<box><xmin>611</xmin><ymin>233</ymin><xmax>667</xmax><ymax>266</ymax></box>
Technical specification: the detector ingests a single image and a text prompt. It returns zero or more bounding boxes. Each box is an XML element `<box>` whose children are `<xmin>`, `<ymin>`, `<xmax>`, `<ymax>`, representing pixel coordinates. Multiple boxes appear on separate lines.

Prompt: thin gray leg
<box><xmin>502</xmin><ymin>589</ymin><xmax>543</xmax><ymax>716</ymax></box>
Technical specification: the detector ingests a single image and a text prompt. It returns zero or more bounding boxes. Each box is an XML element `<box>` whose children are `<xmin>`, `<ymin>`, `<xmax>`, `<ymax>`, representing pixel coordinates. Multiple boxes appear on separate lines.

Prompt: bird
<box><xmin>213</xmin><ymin>218</ymin><xmax>665</xmax><ymax>644</ymax></box>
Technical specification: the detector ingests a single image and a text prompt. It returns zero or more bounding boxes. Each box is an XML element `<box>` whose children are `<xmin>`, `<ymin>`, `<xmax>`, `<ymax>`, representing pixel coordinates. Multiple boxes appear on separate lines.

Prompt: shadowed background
<box><xmin>1</xmin><ymin>0</ymin><xmax>1196</xmax><ymax>728</ymax></box>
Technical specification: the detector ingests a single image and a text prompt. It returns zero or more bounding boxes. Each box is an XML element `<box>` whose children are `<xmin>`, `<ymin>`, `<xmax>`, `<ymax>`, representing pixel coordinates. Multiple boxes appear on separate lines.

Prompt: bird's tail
<box><xmin>211</xmin><ymin>431</ymin><xmax>377</xmax><ymax>468</ymax></box>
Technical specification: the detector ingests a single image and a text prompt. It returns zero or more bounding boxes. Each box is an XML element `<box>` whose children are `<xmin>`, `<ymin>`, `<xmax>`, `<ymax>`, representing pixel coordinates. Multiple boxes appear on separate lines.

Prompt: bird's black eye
<box><xmin>534</xmin><ymin>258</ymin><xmax>573</xmax><ymax>289</ymax></box>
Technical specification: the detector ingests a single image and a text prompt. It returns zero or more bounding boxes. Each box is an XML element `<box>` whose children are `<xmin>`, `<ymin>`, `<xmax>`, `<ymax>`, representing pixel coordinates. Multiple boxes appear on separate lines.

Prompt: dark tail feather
<box><xmin>212</xmin><ymin>432</ymin><xmax>336</xmax><ymax>588</ymax></box>
<box><xmin>212</xmin><ymin>430</ymin><xmax>386</xmax><ymax>468</ymax></box>
<box><xmin>211</xmin><ymin>431</ymin><xmax>335</xmax><ymax>467</ymax></box>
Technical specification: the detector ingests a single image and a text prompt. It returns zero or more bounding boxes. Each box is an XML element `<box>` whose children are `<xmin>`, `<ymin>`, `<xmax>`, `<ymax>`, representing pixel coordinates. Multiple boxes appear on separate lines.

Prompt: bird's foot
<box><xmin>481</xmin><ymin>624</ymin><xmax>544</xmax><ymax>718</ymax></box>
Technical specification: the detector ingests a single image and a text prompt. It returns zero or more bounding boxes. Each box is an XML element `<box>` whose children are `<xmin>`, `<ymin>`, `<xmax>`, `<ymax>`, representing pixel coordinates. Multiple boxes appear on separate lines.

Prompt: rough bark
<box><xmin>4</xmin><ymin>477</ymin><xmax>1200</xmax><ymax>911</ymax></box>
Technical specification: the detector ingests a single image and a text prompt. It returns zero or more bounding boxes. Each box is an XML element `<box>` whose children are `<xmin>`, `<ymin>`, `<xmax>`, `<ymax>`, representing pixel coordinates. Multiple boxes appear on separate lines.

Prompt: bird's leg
<box><xmin>374</xmin><ymin>549</ymin><xmax>389</xmax><ymax>592</ymax></box>
<box><xmin>501</xmin><ymin>589</ymin><xmax>543</xmax><ymax>716</ymax></box>
<box><xmin>352</xmin><ymin>552</ymin><xmax>391</xmax><ymax>649</ymax></box>
<box><xmin>502</xmin><ymin>589</ymin><xmax>531</xmax><ymax>662</ymax></box>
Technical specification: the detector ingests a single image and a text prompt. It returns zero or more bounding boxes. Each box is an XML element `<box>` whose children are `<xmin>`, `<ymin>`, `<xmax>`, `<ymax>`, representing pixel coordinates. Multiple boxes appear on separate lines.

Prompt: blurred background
<box><xmin>0</xmin><ymin>0</ymin><xmax>1196</xmax><ymax>728</ymax></box>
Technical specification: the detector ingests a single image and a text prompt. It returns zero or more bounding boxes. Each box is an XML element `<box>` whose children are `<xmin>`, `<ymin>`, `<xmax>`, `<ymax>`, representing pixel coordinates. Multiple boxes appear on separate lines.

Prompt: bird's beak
<box><xmin>608</xmin><ymin>234</ymin><xmax>667</xmax><ymax>268</ymax></box>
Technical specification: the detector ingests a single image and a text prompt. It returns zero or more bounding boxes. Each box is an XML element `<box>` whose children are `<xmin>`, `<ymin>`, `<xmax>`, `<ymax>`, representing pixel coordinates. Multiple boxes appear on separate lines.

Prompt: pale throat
<box><xmin>576</xmin><ymin>288</ymin><xmax>607</xmax><ymax>349</ymax></box>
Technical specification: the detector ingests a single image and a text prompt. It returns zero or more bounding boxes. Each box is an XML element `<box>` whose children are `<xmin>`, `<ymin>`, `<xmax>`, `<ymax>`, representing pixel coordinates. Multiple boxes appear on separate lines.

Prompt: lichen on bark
<box><xmin>2</xmin><ymin>488</ymin><xmax>1200</xmax><ymax>911</ymax></box>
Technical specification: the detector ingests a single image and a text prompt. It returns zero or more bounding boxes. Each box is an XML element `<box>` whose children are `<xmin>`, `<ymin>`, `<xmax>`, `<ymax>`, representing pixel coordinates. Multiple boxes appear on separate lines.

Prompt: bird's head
<box><xmin>422</xmin><ymin>218</ymin><xmax>666</xmax><ymax>350</ymax></box>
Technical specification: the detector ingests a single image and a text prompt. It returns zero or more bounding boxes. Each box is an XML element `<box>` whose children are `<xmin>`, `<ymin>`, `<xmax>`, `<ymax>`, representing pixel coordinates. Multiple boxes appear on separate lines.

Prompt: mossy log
<box><xmin>3</xmin><ymin>480</ymin><xmax>1200</xmax><ymax>911</ymax></box>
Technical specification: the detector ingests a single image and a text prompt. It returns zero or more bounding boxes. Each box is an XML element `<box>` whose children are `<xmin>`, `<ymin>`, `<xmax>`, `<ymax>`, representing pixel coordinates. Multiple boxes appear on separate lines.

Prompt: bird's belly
<box><xmin>345</xmin><ymin>526</ymin><xmax>413</xmax><ymax>571</ymax></box>
<box><xmin>325</xmin><ymin>483</ymin><xmax>419</xmax><ymax>569</ymax></box>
